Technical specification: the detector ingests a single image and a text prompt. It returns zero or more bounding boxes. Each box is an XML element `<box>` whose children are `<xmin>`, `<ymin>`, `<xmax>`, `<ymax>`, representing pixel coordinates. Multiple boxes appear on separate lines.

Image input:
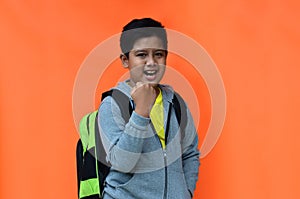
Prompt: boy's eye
<box><xmin>136</xmin><ymin>53</ymin><xmax>147</xmax><ymax>58</ymax></box>
<box><xmin>155</xmin><ymin>52</ymin><xmax>163</xmax><ymax>57</ymax></box>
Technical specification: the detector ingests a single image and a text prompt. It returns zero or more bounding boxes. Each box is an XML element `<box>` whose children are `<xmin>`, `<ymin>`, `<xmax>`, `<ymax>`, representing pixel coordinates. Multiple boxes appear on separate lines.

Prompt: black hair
<box><xmin>120</xmin><ymin>18</ymin><xmax>168</xmax><ymax>58</ymax></box>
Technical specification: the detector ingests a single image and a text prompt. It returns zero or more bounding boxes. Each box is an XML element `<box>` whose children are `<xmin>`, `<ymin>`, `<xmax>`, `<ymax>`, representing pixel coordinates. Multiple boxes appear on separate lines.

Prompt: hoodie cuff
<box><xmin>129</xmin><ymin>111</ymin><xmax>150</xmax><ymax>130</ymax></box>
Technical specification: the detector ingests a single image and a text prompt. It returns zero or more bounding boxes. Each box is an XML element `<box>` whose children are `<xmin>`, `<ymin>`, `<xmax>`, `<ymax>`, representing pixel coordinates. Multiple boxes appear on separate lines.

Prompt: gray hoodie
<box><xmin>98</xmin><ymin>80</ymin><xmax>200</xmax><ymax>199</ymax></box>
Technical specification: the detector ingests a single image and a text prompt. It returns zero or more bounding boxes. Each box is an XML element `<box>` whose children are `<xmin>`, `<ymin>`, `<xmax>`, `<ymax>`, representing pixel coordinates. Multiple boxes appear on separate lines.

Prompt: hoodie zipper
<box><xmin>152</xmin><ymin>129</ymin><xmax>168</xmax><ymax>199</ymax></box>
<box><xmin>163</xmin><ymin>149</ymin><xmax>167</xmax><ymax>199</ymax></box>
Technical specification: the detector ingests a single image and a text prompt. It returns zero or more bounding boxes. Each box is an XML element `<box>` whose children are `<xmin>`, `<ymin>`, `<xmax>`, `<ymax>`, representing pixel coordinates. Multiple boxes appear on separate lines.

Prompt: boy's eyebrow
<box><xmin>132</xmin><ymin>48</ymin><xmax>166</xmax><ymax>53</ymax></box>
<box><xmin>132</xmin><ymin>49</ymin><xmax>147</xmax><ymax>53</ymax></box>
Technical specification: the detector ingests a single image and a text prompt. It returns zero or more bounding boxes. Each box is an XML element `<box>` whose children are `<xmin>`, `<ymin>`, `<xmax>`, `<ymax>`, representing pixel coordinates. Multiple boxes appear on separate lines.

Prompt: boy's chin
<box><xmin>144</xmin><ymin>81</ymin><xmax>160</xmax><ymax>86</ymax></box>
<box><xmin>144</xmin><ymin>77</ymin><xmax>163</xmax><ymax>85</ymax></box>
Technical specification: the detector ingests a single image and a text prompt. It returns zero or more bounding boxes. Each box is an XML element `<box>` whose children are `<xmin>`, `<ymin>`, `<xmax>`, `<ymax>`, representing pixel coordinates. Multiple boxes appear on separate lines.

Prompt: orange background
<box><xmin>1</xmin><ymin>0</ymin><xmax>300</xmax><ymax>199</ymax></box>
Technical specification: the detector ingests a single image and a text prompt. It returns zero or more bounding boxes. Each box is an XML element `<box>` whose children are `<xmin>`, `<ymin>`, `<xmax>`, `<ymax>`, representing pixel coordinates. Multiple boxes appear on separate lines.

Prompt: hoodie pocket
<box><xmin>115</xmin><ymin>173</ymin><xmax>136</xmax><ymax>189</ymax></box>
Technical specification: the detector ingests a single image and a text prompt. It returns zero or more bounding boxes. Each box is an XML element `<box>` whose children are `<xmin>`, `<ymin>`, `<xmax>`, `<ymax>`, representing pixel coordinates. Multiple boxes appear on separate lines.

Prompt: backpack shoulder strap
<box><xmin>101</xmin><ymin>89</ymin><xmax>134</xmax><ymax>123</ymax></box>
<box><xmin>172</xmin><ymin>92</ymin><xmax>188</xmax><ymax>140</ymax></box>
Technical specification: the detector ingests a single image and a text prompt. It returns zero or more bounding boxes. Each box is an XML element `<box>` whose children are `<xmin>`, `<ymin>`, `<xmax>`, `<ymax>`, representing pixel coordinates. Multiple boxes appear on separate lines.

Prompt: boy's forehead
<box><xmin>132</xmin><ymin>36</ymin><xmax>166</xmax><ymax>51</ymax></box>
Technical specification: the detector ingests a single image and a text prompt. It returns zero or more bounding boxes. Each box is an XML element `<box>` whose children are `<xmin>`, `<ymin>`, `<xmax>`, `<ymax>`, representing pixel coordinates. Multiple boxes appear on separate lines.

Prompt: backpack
<box><xmin>76</xmin><ymin>89</ymin><xmax>187</xmax><ymax>199</ymax></box>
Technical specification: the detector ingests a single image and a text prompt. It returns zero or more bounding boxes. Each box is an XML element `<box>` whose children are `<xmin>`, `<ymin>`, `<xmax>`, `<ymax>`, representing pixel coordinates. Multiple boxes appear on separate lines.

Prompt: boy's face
<box><xmin>121</xmin><ymin>36</ymin><xmax>167</xmax><ymax>87</ymax></box>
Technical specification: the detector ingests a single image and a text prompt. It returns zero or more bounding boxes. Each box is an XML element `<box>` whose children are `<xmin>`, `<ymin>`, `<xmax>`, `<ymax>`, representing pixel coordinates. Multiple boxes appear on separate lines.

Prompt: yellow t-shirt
<box><xmin>150</xmin><ymin>88</ymin><xmax>165</xmax><ymax>148</ymax></box>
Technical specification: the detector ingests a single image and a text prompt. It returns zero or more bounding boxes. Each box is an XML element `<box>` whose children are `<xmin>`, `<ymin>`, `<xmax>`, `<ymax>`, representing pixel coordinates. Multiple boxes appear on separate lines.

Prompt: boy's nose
<box><xmin>145</xmin><ymin>55</ymin><xmax>156</xmax><ymax>66</ymax></box>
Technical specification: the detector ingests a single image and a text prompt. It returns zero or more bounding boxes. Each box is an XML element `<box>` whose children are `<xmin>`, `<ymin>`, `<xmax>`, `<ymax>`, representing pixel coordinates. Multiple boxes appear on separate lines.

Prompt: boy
<box><xmin>98</xmin><ymin>18</ymin><xmax>200</xmax><ymax>199</ymax></box>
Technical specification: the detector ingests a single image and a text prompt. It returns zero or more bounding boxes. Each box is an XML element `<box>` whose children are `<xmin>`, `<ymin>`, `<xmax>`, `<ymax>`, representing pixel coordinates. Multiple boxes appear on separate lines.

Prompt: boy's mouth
<box><xmin>144</xmin><ymin>70</ymin><xmax>158</xmax><ymax>76</ymax></box>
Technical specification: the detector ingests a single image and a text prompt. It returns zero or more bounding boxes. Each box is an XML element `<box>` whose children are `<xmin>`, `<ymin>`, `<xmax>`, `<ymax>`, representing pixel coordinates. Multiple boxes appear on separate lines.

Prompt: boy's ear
<box><xmin>120</xmin><ymin>54</ymin><xmax>129</xmax><ymax>68</ymax></box>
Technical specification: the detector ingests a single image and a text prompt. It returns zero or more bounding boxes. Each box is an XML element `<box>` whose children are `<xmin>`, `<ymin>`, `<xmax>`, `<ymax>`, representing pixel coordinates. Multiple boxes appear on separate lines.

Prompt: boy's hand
<box><xmin>130</xmin><ymin>82</ymin><xmax>157</xmax><ymax>118</ymax></box>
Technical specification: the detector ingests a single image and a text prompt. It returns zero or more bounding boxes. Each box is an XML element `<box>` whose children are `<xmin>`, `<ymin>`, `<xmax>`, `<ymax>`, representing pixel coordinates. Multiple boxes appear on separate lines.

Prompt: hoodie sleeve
<box><xmin>181</xmin><ymin>106</ymin><xmax>200</xmax><ymax>196</ymax></box>
<box><xmin>98</xmin><ymin>96</ymin><xmax>151</xmax><ymax>173</ymax></box>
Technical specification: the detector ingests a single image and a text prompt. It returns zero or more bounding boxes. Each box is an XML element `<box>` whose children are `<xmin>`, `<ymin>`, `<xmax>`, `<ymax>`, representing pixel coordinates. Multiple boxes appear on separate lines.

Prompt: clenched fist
<box><xmin>130</xmin><ymin>82</ymin><xmax>158</xmax><ymax>118</ymax></box>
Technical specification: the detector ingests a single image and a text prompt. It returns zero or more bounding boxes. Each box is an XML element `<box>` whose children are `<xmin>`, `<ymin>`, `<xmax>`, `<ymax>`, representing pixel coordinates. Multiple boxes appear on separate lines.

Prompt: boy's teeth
<box><xmin>145</xmin><ymin>70</ymin><xmax>156</xmax><ymax>75</ymax></box>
